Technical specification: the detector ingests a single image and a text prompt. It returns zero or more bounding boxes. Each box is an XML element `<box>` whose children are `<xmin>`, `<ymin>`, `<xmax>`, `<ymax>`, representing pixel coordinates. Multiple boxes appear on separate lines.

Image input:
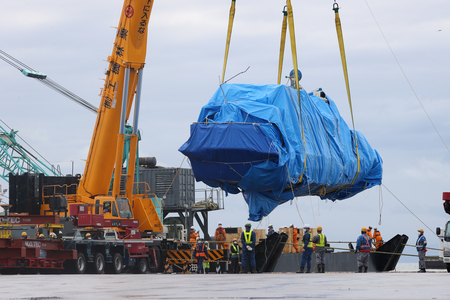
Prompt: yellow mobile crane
<box><xmin>67</xmin><ymin>0</ymin><xmax>162</xmax><ymax>235</ymax></box>
<box><xmin>70</xmin><ymin>0</ymin><xmax>163</xmax><ymax>234</ymax></box>
<box><xmin>8</xmin><ymin>0</ymin><xmax>162</xmax><ymax>237</ymax></box>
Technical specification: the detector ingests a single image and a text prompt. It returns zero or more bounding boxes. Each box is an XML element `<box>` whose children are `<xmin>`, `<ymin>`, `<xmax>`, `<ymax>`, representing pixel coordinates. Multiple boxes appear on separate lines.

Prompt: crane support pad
<box><xmin>166</xmin><ymin>249</ymin><xmax>226</xmax><ymax>264</ymax></box>
<box><xmin>179</xmin><ymin>84</ymin><xmax>383</xmax><ymax>221</ymax></box>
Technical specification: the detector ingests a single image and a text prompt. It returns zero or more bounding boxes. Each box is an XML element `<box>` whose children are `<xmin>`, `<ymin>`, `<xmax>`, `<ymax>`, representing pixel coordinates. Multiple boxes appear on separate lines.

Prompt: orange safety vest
<box><xmin>195</xmin><ymin>243</ymin><xmax>207</xmax><ymax>257</ymax></box>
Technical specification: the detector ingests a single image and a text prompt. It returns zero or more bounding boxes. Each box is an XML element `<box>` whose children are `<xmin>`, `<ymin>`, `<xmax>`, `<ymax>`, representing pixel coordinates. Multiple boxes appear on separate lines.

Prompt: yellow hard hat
<box><xmin>86</xmin><ymin>233</ymin><xmax>91</xmax><ymax>237</ymax></box>
<box><xmin>317</xmin><ymin>226</ymin><xmax>322</xmax><ymax>231</ymax></box>
<box><xmin>361</xmin><ymin>227</ymin><xmax>367</xmax><ymax>232</ymax></box>
<box><xmin>21</xmin><ymin>232</ymin><xmax>27</xmax><ymax>237</ymax></box>
<box><xmin>233</xmin><ymin>238</ymin><xmax>237</xmax><ymax>242</ymax></box>
<box><xmin>39</xmin><ymin>234</ymin><xmax>44</xmax><ymax>238</ymax></box>
<box><xmin>418</xmin><ymin>228</ymin><xmax>424</xmax><ymax>233</ymax></box>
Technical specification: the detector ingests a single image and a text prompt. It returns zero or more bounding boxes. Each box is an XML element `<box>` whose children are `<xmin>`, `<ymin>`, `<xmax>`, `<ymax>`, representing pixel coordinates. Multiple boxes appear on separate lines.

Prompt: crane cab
<box><xmin>95</xmin><ymin>197</ymin><xmax>133</xmax><ymax>220</ymax></box>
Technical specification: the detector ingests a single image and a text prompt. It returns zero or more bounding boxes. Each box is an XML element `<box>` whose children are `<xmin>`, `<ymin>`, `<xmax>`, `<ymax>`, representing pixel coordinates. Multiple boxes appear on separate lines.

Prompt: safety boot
<box><xmin>417</xmin><ymin>269</ymin><xmax>426</xmax><ymax>273</ymax></box>
<box><xmin>364</xmin><ymin>267</ymin><xmax>368</xmax><ymax>273</ymax></box>
<box><xmin>306</xmin><ymin>268</ymin><xmax>311</xmax><ymax>273</ymax></box>
<box><xmin>296</xmin><ymin>267</ymin><xmax>304</xmax><ymax>273</ymax></box>
<box><xmin>321</xmin><ymin>264</ymin><xmax>325</xmax><ymax>273</ymax></box>
<box><xmin>251</xmin><ymin>268</ymin><xmax>257</xmax><ymax>273</ymax></box>
<box><xmin>317</xmin><ymin>265</ymin><xmax>322</xmax><ymax>273</ymax></box>
<box><xmin>356</xmin><ymin>266</ymin><xmax>362</xmax><ymax>273</ymax></box>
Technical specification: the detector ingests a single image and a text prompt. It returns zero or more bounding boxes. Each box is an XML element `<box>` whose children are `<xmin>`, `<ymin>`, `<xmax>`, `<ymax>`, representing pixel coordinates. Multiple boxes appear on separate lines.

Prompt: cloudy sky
<box><xmin>1</xmin><ymin>0</ymin><xmax>449</xmax><ymax>263</ymax></box>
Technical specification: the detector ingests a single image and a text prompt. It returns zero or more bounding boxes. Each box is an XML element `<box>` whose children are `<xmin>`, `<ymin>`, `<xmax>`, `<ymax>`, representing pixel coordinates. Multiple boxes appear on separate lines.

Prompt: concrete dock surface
<box><xmin>1</xmin><ymin>272</ymin><xmax>448</xmax><ymax>300</ymax></box>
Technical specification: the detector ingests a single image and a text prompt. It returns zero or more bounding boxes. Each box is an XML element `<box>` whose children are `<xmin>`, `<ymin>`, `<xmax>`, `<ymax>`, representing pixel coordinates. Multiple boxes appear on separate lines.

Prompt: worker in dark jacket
<box><xmin>416</xmin><ymin>228</ymin><xmax>427</xmax><ymax>273</ymax></box>
<box><xmin>297</xmin><ymin>224</ymin><xmax>313</xmax><ymax>273</ymax></box>
<box><xmin>240</xmin><ymin>223</ymin><xmax>256</xmax><ymax>273</ymax></box>
<box><xmin>230</xmin><ymin>238</ymin><xmax>241</xmax><ymax>273</ymax></box>
<box><xmin>267</xmin><ymin>224</ymin><xmax>275</xmax><ymax>237</ymax></box>
<box><xmin>355</xmin><ymin>227</ymin><xmax>372</xmax><ymax>273</ymax></box>
<box><xmin>192</xmin><ymin>238</ymin><xmax>209</xmax><ymax>274</ymax></box>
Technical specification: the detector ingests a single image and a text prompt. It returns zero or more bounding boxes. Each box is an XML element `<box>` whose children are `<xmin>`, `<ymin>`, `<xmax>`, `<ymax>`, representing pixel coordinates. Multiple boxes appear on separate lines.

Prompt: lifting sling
<box><xmin>333</xmin><ymin>1</ymin><xmax>360</xmax><ymax>184</ymax></box>
<box><xmin>286</xmin><ymin>0</ymin><xmax>307</xmax><ymax>184</ymax></box>
<box><xmin>221</xmin><ymin>0</ymin><xmax>236</xmax><ymax>83</ymax></box>
<box><xmin>277</xmin><ymin>7</ymin><xmax>287</xmax><ymax>84</ymax></box>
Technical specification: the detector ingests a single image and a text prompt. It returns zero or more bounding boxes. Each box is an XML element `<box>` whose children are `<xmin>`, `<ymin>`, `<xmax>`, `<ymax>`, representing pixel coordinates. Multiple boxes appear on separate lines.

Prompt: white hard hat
<box><xmin>303</xmin><ymin>224</ymin><xmax>310</xmax><ymax>229</ymax></box>
<box><xmin>268</xmin><ymin>224</ymin><xmax>273</xmax><ymax>228</ymax></box>
<box><xmin>374</xmin><ymin>227</ymin><xmax>378</xmax><ymax>231</ymax></box>
<box><xmin>218</xmin><ymin>222</ymin><xmax>222</xmax><ymax>225</ymax></box>
<box><xmin>290</xmin><ymin>224</ymin><xmax>294</xmax><ymax>227</ymax></box>
<box><xmin>191</xmin><ymin>226</ymin><xmax>195</xmax><ymax>229</ymax></box>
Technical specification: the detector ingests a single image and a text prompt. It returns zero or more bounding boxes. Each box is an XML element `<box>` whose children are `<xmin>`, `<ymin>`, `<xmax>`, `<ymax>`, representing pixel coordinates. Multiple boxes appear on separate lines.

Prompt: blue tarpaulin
<box><xmin>179</xmin><ymin>84</ymin><xmax>382</xmax><ymax>221</ymax></box>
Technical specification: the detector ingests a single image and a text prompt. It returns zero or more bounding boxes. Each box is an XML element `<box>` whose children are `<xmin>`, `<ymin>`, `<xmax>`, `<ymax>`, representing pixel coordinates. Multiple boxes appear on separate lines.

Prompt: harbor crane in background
<box><xmin>0</xmin><ymin>123</ymin><xmax>62</xmax><ymax>183</ymax></box>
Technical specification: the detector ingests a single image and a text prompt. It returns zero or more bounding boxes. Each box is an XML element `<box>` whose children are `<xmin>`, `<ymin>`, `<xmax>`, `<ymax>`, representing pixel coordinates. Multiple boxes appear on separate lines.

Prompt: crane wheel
<box><xmin>75</xmin><ymin>253</ymin><xmax>87</xmax><ymax>274</ymax></box>
<box><xmin>134</xmin><ymin>257</ymin><xmax>148</xmax><ymax>274</ymax></box>
<box><xmin>93</xmin><ymin>252</ymin><xmax>105</xmax><ymax>274</ymax></box>
<box><xmin>106</xmin><ymin>252</ymin><xmax>123</xmax><ymax>274</ymax></box>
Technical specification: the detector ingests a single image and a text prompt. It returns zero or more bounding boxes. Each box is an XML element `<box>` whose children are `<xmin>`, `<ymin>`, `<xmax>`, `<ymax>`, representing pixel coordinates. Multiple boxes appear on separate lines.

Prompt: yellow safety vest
<box><xmin>316</xmin><ymin>233</ymin><xmax>325</xmax><ymax>247</ymax></box>
<box><xmin>244</xmin><ymin>230</ymin><xmax>253</xmax><ymax>244</ymax></box>
<box><xmin>302</xmin><ymin>232</ymin><xmax>313</xmax><ymax>248</ymax></box>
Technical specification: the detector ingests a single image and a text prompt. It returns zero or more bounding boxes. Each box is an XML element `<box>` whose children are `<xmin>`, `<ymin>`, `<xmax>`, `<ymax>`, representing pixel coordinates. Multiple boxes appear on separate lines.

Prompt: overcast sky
<box><xmin>1</xmin><ymin>0</ymin><xmax>449</xmax><ymax>263</ymax></box>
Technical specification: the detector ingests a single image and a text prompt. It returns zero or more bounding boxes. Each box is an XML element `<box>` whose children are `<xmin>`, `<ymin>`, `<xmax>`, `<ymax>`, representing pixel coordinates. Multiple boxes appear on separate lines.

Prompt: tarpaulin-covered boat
<box><xmin>179</xmin><ymin>83</ymin><xmax>382</xmax><ymax>221</ymax></box>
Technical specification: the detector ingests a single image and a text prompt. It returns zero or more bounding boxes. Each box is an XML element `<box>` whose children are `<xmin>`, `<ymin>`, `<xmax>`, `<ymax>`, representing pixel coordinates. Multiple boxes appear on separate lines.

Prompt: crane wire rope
<box><xmin>382</xmin><ymin>184</ymin><xmax>436</xmax><ymax>237</ymax></box>
<box><xmin>378</xmin><ymin>185</ymin><xmax>383</xmax><ymax>226</ymax></box>
<box><xmin>0</xmin><ymin>50</ymin><xmax>97</xmax><ymax>114</ymax></box>
<box><xmin>363</xmin><ymin>1</ymin><xmax>450</xmax><ymax>156</ymax></box>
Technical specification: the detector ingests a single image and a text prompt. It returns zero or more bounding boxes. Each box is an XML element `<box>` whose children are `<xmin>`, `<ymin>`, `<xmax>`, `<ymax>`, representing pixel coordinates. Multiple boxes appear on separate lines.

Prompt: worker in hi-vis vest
<box><xmin>240</xmin><ymin>223</ymin><xmax>256</xmax><ymax>273</ymax></box>
<box><xmin>312</xmin><ymin>226</ymin><xmax>327</xmax><ymax>273</ymax></box>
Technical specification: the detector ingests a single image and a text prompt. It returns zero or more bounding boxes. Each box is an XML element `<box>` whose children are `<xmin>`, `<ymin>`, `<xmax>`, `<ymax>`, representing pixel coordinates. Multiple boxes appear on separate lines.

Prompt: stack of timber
<box><xmin>279</xmin><ymin>227</ymin><xmax>318</xmax><ymax>254</ymax></box>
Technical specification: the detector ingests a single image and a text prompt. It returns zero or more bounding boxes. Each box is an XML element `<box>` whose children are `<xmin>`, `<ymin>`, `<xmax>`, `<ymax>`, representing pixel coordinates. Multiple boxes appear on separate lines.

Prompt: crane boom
<box><xmin>6</xmin><ymin>1</ymin><xmax>162</xmax><ymax>235</ymax></box>
<box><xmin>78</xmin><ymin>0</ymin><xmax>153</xmax><ymax>198</ymax></box>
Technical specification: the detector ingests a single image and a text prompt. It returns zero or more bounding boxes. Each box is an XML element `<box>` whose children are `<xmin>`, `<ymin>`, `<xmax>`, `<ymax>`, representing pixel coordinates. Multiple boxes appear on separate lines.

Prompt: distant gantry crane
<box><xmin>0</xmin><ymin>123</ymin><xmax>62</xmax><ymax>182</ymax></box>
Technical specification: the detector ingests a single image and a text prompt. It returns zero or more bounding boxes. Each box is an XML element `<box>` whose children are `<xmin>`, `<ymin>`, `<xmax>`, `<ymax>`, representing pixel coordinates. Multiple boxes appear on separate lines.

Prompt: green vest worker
<box><xmin>312</xmin><ymin>226</ymin><xmax>328</xmax><ymax>273</ymax></box>
<box><xmin>240</xmin><ymin>223</ymin><xmax>256</xmax><ymax>273</ymax></box>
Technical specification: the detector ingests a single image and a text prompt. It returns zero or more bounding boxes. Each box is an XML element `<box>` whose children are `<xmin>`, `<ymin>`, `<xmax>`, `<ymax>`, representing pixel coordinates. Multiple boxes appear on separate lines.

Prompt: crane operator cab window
<box><xmin>116</xmin><ymin>198</ymin><xmax>133</xmax><ymax>219</ymax></box>
<box><xmin>103</xmin><ymin>201</ymin><xmax>112</xmax><ymax>213</ymax></box>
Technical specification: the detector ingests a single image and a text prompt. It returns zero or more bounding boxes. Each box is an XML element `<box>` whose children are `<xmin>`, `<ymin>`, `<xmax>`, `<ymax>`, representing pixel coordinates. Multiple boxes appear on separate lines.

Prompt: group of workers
<box><xmin>354</xmin><ymin>226</ymin><xmax>384</xmax><ymax>273</ymax></box>
<box><xmin>296</xmin><ymin>224</ymin><xmax>327</xmax><ymax>273</ymax></box>
<box><xmin>190</xmin><ymin>222</ymin><xmax>257</xmax><ymax>274</ymax></box>
<box><xmin>356</xmin><ymin>226</ymin><xmax>427</xmax><ymax>273</ymax></box>
<box><xmin>21</xmin><ymin>230</ymin><xmax>63</xmax><ymax>240</ymax></box>
<box><xmin>190</xmin><ymin>222</ymin><xmax>428</xmax><ymax>274</ymax></box>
